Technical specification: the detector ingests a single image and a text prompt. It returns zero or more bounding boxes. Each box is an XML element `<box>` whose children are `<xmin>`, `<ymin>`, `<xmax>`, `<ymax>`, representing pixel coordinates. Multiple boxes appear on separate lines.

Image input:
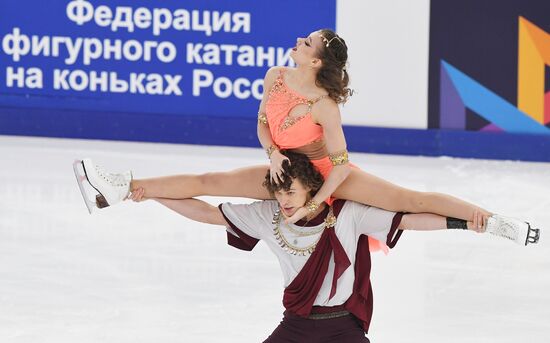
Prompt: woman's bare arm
<box><xmin>285</xmin><ymin>101</ymin><xmax>351</xmax><ymax>223</ymax></box>
<box><xmin>257</xmin><ymin>66</ymin><xmax>293</xmax><ymax>182</ymax></box>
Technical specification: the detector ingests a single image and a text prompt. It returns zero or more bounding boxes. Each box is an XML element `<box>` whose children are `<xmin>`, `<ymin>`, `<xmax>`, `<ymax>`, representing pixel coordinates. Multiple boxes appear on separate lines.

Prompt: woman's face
<box><xmin>290</xmin><ymin>31</ymin><xmax>324</xmax><ymax>67</ymax></box>
<box><xmin>274</xmin><ymin>178</ymin><xmax>311</xmax><ymax>218</ymax></box>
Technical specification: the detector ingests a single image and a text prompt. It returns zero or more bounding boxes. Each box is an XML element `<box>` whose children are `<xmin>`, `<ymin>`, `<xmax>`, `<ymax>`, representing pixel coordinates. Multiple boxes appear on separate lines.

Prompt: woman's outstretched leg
<box><xmin>333</xmin><ymin>168</ymin><xmax>491</xmax><ymax>223</ymax></box>
<box><xmin>131</xmin><ymin>165</ymin><xmax>272</xmax><ymax>200</ymax></box>
<box><xmin>75</xmin><ymin>159</ymin><xmax>271</xmax><ymax>213</ymax></box>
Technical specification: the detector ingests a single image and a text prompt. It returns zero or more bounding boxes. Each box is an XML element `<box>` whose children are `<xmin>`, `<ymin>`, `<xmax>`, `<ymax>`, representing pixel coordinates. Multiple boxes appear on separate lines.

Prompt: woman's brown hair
<box><xmin>316</xmin><ymin>29</ymin><xmax>351</xmax><ymax>104</ymax></box>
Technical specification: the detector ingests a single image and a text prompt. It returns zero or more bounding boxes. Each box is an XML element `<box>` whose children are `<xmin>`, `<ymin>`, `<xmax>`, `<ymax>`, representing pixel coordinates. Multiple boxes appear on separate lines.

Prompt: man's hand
<box><xmin>470</xmin><ymin>209</ymin><xmax>491</xmax><ymax>233</ymax></box>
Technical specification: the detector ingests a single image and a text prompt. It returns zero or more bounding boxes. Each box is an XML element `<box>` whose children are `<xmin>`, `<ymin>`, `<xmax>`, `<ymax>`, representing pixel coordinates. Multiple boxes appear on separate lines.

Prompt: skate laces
<box><xmin>94</xmin><ymin>164</ymin><xmax>129</xmax><ymax>187</ymax></box>
<box><xmin>492</xmin><ymin>216</ymin><xmax>520</xmax><ymax>241</ymax></box>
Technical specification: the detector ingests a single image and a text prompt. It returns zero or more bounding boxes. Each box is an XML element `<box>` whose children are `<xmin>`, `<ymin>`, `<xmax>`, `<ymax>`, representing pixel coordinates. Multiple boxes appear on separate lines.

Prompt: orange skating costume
<box><xmin>260</xmin><ymin>69</ymin><xmax>386</xmax><ymax>253</ymax></box>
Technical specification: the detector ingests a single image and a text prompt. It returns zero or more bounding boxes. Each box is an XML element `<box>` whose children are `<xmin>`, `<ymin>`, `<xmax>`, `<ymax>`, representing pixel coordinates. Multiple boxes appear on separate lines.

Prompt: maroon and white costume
<box><xmin>218</xmin><ymin>199</ymin><xmax>404</xmax><ymax>341</ymax></box>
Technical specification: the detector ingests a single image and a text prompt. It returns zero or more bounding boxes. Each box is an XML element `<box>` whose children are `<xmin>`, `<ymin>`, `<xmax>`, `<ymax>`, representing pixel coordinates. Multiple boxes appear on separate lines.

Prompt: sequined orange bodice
<box><xmin>263</xmin><ymin>69</ymin><xmax>387</xmax><ymax>255</ymax></box>
<box><xmin>265</xmin><ymin>70</ymin><xmax>327</xmax><ymax>152</ymax></box>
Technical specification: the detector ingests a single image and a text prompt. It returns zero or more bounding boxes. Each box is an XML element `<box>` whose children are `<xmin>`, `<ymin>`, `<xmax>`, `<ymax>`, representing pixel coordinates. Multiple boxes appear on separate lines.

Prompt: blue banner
<box><xmin>0</xmin><ymin>0</ymin><xmax>336</xmax><ymax>119</ymax></box>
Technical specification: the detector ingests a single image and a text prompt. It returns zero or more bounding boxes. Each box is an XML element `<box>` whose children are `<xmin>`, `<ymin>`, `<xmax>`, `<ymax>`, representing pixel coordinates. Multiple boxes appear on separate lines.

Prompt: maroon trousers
<box><xmin>263</xmin><ymin>311</ymin><xmax>370</xmax><ymax>343</ymax></box>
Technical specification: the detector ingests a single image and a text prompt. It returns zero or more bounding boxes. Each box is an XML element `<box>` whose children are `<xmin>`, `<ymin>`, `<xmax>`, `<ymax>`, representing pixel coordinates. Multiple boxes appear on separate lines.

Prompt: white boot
<box><xmin>486</xmin><ymin>214</ymin><xmax>540</xmax><ymax>246</ymax></box>
<box><xmin>73</xmin><ymin>159</ymin><xmax>132</xmax><ymax>213</ymax></box>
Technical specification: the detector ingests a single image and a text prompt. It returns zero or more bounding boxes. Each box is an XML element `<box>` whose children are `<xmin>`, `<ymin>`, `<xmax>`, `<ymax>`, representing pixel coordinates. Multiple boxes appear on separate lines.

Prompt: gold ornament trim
<box><xmin>329</xmin><ymin>150</ymin><xmax>349</xmax><ymax>166</ymax></box>
<box><xmin>271</xmin><ymin>207</ymin><xmax>336</xmax><ymax>256</ymax></box>
<box><xmin>258</xmin><ymin>111</ymin><xmax>268</xmax><ymax>125</ymax></box>
<box><xmin>305</xmin><ymin>199</ymin><xmax>320</xmax><ymax>214</ymax></box>
<box><xmin>266</xmin><ymin>144</ymin><xmax>278</xmax><ymax>158</ymax></box>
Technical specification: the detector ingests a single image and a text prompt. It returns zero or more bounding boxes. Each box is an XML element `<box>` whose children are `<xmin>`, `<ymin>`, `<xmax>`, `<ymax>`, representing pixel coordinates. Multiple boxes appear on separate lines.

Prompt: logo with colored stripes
<box><xmin>440</xmin><ymin>17</ymin><xmax>550</xmax><ymax>135</ymax></box>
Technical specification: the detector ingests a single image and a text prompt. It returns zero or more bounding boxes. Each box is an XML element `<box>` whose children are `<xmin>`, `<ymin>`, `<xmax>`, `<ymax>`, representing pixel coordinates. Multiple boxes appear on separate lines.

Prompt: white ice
<box><xmin>0</xmin><ymin>135</ymin><xmax>549</xmax><ymax>343</ymax></box>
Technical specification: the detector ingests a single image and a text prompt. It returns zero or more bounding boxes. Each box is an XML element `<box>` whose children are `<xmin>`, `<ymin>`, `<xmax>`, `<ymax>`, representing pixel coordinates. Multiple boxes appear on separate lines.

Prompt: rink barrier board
<box><xmin>0</xmin><ymin>107</ymin><xmax>549</xmax><ymax>162</ymax></box>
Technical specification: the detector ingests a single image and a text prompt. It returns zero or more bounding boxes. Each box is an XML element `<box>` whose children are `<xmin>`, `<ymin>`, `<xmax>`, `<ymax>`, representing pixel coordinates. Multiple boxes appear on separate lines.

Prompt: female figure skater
<box><xmin>74</xmin><ymin>29</ymin><xmax>539</xmax><ymax>247</ymax></box>
<box><xmin>140</xmin><ymin>151</ymin><xmax>503</xmax><ymax>342</ymax></box>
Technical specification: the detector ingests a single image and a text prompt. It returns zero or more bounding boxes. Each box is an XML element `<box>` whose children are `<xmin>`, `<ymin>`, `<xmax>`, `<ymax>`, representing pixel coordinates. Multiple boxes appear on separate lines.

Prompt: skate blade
<box><xmin>525</xmin><ymin>224</ymin><xmax>540</xmax><ymax>245</ymax></box>
<box><xmin>73</xmin><ymin>160</ymin><xmax>101</xmax><ymax>214</ymax></box>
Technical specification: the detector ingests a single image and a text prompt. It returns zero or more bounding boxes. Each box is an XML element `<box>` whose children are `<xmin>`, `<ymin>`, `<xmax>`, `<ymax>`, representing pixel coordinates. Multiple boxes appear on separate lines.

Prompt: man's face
<box><xmin>273</xmin><ymin>178</ymin><xmax>311</xmax><ymax>218</ymax></box>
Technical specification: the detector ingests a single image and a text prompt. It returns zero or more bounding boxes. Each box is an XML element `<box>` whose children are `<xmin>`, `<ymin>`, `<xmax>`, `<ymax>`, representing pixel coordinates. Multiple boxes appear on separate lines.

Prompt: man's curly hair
<box><xmin>263</xmin><ymin>150</ymin><xmax>324</xmax><ymax>197</ymax></box>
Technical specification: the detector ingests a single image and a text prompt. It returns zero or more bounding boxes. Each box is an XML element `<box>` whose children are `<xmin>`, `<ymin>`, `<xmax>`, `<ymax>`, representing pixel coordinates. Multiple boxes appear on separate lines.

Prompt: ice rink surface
<box><xmin>1</xmin><ymin>135</ymin><xmax>549</xmax><ymax>343</ymax></box>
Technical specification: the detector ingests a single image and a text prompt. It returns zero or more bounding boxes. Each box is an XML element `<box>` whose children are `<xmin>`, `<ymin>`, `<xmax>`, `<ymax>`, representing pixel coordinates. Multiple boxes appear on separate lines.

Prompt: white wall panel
<box><xmin>337</xmin><ymin>0</ymin><xmax>430</xmax><ymax>128</ymax></box>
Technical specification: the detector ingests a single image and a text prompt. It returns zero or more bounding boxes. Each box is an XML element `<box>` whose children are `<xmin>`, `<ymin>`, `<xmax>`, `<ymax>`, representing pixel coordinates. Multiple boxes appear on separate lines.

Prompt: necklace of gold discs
<box><xmin>272</xmin><ymin>206</ymin><xmax>337</xmax><ymax>256</ymax></box>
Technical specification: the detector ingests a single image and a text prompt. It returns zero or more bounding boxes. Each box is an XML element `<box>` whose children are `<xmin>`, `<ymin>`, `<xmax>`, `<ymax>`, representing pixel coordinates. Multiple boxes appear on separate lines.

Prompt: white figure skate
<box><xmin>73</xmin><ymin>159</ymin><xmax>132</xmax><ymax>214</ymax></box>
<box><xmin>486</xmin><ymin>214</ymin><xmax>540</xmax><ymax>246</ymax></box>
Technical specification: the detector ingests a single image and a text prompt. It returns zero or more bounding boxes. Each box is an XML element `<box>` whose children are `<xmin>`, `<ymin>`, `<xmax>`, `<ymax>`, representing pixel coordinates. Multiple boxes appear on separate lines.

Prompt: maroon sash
<box><xmin>219</xmin><ymin>200</ymin><xmax>404</xmax><ymax>333</ymax></box>
<box><xmin>283</xmin><ymin>200</ymin><xmax>404</xmax><ymax>333</ymax></box>
<box><xmin>282</xmin><ymin>200</ymin><xmax>349</xmax><ymax>315</ymax></box>
<box><xmin>282</xmin><ymin>225</ymin><xmax>351</xmax><ymax>316</ymax></box>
